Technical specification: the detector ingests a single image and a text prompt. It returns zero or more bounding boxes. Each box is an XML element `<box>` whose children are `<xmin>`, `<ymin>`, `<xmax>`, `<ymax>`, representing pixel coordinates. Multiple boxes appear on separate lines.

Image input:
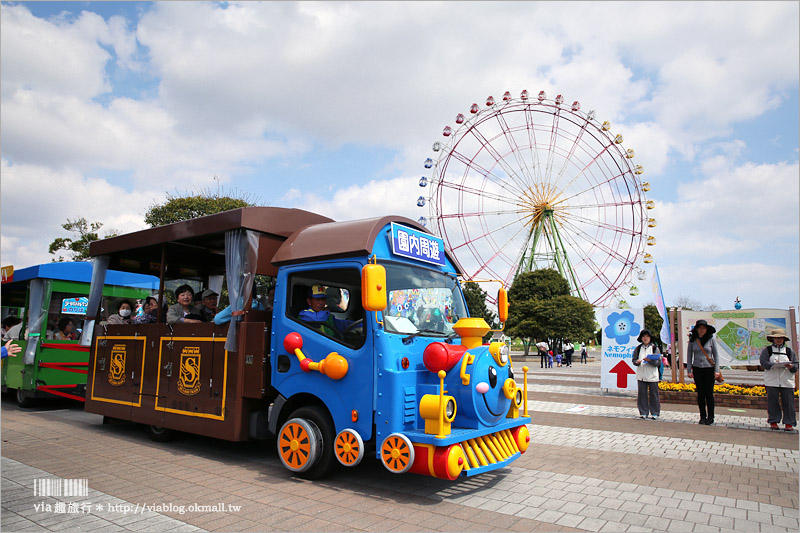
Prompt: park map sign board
<box><xmin>678</xmin><ymin>308</ymin><xmax>794</xmax><ymax>367</ymax></box>
<box><xmin>600</xmin><ymin>308</ymin><xmax>644</xmax><ymax>390</ymax></box>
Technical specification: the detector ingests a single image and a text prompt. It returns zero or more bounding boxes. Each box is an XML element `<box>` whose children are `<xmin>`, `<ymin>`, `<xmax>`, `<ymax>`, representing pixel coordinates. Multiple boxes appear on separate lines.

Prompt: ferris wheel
<box><xmin>416</xmin><ymin>90</ymin><xmax>656</xmax><ymax>307</ymax></box>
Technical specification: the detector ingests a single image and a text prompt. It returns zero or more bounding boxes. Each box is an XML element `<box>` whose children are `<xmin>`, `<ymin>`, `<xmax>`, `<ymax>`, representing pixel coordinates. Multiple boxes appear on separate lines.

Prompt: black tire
<box><xmin>147</xmin><ymin>425</ymin><xmax>178</xmax><ymax>442</ymax></box>
<box><xmin>15</xmin><ymin>388</ymin><xmax>34</xmax><ymax>408</ymax></box>
<box><xmin>286</xmin><ymin>406</ymin><xmax>336</xmax><ymax>480</ymax></box>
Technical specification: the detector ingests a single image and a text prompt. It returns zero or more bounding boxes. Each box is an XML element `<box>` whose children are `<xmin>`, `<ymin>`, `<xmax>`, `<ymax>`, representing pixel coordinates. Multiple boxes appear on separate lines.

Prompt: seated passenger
<box><xmin>133</xmin><ymin>296</ymin><xmax>159</xmax><ymax>324</ymax></box>
<box><xmin>166</xmin><ymin>285</ymin><xmax>203</xmax><ymax>324</ymax></box>
<box><xmin>107</xmin><ymin>300</ymin><xmax>134</xmax><ymax>325</ymax></box>
<box><xmin>1</xmin><ymin>317</ymin><xmax>22</xmax><ymax>341</ymax></box>
<box><xmin>299</xmin><ymin>285</ymin><xmax>353</xmax><ymax>337</ymax></box>
<box><xmin>199</xmin><ymin>289</ymin><xmax>220</xmax><ymax>322</ymax></box>
<box><xmin>54</xmin><ymin>317</ymin><xmax>77</xmax><ymax>340</ymax></box>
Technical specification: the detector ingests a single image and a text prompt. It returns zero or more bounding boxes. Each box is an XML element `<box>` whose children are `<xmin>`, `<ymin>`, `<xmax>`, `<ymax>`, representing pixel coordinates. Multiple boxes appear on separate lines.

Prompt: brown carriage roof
<box><xmin>89</xmin><ymin>207</ymin><xmax>334</xmax><ymax>257</ymax></box>
<box><xmin>272</xmin><ymin>215</ymin><xmax>465</xmax><ymax>274</ymax></box>
<box><xmin>89</xmin><ymin>208</ymin><xmax>462</xmax><ymax>275</ymax></box>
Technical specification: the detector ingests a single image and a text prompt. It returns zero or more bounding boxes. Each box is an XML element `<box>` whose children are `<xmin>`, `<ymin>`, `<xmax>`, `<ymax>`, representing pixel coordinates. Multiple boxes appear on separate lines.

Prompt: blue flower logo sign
<box><xmin>605</xmin><ymin>310</ymin><xmax>641</xmax><ymax>345</ymax></box>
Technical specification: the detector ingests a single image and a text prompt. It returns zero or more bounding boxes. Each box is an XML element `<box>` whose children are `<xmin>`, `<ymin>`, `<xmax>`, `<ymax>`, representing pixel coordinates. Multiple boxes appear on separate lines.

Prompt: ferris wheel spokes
<box><xmin>559</xmin><ymin>217</ymin><xmax>636</xmax><ymax>271</ymax></box>
<box><xmin>444</xmin><ymin>147</ymin><xmax>530</xmax><ymax>199</ymax></box>
<box><xmin>437</xmin><ymin>179</ymin><xmax>523</xmax><ymax>207</ymax></box>
<box><xmin>523</xmin><ymin>107</ymin><xmax>545</xmax><ymax>184</ymax></box>
<box><xmin>492</xmin><ymin>110</ymin><xmax>537</xmax><ymax>186</ymax></box>
<box><xmin>465</xmin><ymin>126</ymin><xmax>533</xmax><ymax>194</ymax></box>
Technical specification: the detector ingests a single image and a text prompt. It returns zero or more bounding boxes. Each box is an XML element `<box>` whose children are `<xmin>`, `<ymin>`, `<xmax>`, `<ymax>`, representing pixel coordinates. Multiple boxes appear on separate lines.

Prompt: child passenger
<box><xmin>632</xmin><ymin>329</ymin><xmax>662</xmax><ymax>420</ymax></box>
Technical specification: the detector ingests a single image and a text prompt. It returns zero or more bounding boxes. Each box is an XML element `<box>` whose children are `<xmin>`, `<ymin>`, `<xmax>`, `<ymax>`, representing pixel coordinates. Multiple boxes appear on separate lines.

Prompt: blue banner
<box><xmin>390</xmin><ymin>223</ymin><xmax>446</xmax><ymax>267</ymax></box>
<box><xmin>651</xmin><ymin>264</ymin><xmax>672</xmax><ymax>346</ymax></box>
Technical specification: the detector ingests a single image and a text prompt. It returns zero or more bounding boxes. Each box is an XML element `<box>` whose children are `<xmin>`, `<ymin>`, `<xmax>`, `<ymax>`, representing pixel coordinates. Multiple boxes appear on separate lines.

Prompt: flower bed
<box><xmin>659</xmin><ymin>382</ymin><xmax>799</xmax><ymax>409</ymax></box>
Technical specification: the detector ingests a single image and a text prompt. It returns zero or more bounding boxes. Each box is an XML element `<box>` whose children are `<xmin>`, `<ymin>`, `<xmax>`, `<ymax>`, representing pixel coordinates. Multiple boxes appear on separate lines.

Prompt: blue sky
<box><xmin>1</xmin><ymin>1</ymin><xmax>798</xmax><ymax>316</ymax></box>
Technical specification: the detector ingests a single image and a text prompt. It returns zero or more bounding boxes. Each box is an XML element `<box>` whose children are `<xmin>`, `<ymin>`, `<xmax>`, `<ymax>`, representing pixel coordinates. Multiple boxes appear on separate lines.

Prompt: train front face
<box><xmin>374</xmin><ymin>261</ymin><xmax>531</xmax><ymax>480</ymax></box>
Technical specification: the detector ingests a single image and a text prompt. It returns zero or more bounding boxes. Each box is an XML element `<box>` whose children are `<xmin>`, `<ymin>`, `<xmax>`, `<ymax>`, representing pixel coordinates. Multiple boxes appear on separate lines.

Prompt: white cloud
<box><xmin>647</xmin><ymin>156</ymin><xmax>799</xmax><ymax>309</ymax></box>
<box><xmin>1</xmin><ymin>5</ymin><xmax>114</xmax><ymax>98</ymax></box>
<box><xmin>0</xmin><ymin>1</ymin><xmax>797</xmax><ymax>312</ymax></box>
<box><xmin>0</xmin><ymin>159</ymin><xmax>156</xmax><ymax>267</ymax></box>
<box><xmin>287</xmin><ymin>176</ymin><xmax>419</xmax><ymax>222</ymax></box>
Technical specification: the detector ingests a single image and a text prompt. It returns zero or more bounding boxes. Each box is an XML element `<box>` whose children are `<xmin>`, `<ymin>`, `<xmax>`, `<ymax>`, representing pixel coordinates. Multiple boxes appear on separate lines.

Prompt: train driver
<box><xmin>298</xmin><ymin>285</ymin><xmax>353</xmax><ymax>338</ymax></box>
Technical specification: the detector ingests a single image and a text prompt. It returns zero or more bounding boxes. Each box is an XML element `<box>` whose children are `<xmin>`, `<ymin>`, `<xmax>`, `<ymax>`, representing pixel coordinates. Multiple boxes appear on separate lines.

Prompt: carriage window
<box><xmin>48</xmin><ymin>292</ymin><xmax>89</xmax><ymax>340</ymax></box>
<box><xmin>287</xmin><ymin>268</ymin><xmax>364</xmax><ymax>349</ymax></box>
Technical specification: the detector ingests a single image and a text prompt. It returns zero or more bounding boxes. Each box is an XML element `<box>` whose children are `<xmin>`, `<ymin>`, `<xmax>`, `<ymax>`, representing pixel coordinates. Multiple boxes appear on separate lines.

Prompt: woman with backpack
<box><xmin>759</xmin><ymin>328</ymin><xmax>798</xmax><ymax>431</ymax></box>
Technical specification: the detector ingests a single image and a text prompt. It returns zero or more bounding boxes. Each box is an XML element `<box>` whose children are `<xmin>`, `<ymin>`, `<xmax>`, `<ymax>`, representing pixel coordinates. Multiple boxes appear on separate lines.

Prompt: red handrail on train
<box><xmin>35</xmin><ymin>384</ymin><xmax>85</xmax><ymax>402</ymax></box>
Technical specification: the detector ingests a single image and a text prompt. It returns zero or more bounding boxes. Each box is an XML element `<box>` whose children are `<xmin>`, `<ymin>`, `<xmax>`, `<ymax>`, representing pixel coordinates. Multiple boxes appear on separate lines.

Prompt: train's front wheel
<box><xmin>278</xmin><ymin>406</ymin><xmax>335</xmax><ymax>479</ymax></box>
<box><xmin>15</xmin><ymin>388</ymin><xmax>34</xmax><ymax>408</ymax></box>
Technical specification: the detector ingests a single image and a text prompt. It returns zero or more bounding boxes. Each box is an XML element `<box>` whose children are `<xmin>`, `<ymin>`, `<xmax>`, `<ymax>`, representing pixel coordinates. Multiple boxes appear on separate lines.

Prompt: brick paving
<box><xmin>2</xmin><ymin>359</ymin><xmax>797</xmax><ymax>532</ymax></box>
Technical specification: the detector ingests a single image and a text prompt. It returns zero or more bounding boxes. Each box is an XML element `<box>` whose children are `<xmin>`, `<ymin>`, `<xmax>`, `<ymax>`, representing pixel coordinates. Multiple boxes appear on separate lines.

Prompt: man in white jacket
<box><xmin>759</xmin><ymin>328</ymin><xmax>798</xmax><ymax>432</ymax></box>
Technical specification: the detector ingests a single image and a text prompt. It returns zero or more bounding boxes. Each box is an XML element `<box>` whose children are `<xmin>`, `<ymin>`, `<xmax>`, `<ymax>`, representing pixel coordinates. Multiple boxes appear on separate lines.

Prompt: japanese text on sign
<box><xmin>391</xmin><ymin>223</ymin><xmax>445</xmax><ymax>266</ymax></box>
<box><xmin>61</xmin><ymin>297</ymin><xmax>89</xmax><ymax>315</ymax></box>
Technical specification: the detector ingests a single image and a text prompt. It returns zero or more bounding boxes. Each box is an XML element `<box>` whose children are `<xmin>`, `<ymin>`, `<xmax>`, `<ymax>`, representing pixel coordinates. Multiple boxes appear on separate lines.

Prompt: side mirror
<box><xmin>361</xmin><ymin>264</ymin><xmax>387</xmax><ymax>311</ymax></box>
<box><xmin>497</xmin><ymin>287</ymin><xmax>509</xmax><ymax>323</ymax></box>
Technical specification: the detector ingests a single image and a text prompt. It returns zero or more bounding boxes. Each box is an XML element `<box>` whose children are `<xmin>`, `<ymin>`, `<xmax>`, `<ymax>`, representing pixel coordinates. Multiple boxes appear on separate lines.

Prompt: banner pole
<box><xmin>790</xmin><ymin>306</ymin><xmax>798</xmax><ymax>391</ymax></box>
<box><xmin>677</xmin><ymin>308</ymin><xmax>684</xmax><ymax>384</ymax></box>
<box><xmin>669</xmin><ymin>307</ymin><xmax>677</xmax><ymax>383</ymax></box>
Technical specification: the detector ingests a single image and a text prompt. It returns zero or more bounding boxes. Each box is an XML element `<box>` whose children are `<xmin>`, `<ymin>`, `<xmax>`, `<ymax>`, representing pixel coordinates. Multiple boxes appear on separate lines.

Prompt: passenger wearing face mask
<box><xmin>107</xmin><ymin>300</ymin><xmax>134</xmax><ymax>325</ymax></box>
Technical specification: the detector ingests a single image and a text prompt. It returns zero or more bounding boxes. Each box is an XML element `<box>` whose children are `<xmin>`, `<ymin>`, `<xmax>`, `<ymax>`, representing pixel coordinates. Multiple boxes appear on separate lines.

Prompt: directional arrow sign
<box><xmin>609</xmin><ymin>360</ymin><xmax>636</xmax><ymax>388</ymax></box>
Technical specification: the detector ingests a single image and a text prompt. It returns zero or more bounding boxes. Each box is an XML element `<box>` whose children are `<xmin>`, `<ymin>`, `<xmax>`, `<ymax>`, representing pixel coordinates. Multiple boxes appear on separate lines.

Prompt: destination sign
<box><xmin>61</xmin><ymin>297</ymin><xmax>89</xmax><ymax>315</ymax></box>
<box><xmin>390</xmin><ymin>223</ymin><xmax>446</xmax><ymax>267</ymax></box>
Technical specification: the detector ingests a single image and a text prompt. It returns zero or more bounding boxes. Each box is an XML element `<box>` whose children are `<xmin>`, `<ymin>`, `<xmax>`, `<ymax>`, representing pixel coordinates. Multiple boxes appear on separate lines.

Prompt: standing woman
<box><xmin>759</xmin><ymin>328</ymin><xmax>798</xmax><ymax>431</ymax></box>
<box><xmin>686</xmin><ymin>319</ymin><xmax>721</xmax><ymax>425</ymax></box>
<box><xmin>632</xmin><ymin>330</ymin><xmax>662</xmax><ymax>419</ymax></box>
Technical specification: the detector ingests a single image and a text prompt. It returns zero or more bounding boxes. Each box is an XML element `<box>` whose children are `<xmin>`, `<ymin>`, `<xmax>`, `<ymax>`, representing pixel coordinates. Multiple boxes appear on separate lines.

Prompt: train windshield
<box><xmin>383</xmin><ymin>263</ymin><xmax>467</xmax><ymax>336</ymax></box>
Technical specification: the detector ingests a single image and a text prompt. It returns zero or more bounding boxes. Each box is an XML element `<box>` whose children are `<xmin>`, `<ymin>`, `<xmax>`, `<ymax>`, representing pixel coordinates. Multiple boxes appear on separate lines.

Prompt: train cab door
<box><xmin>271</xmin><ymin>265</ymin><xmax>375</xmax><ymax>441</ymax></box>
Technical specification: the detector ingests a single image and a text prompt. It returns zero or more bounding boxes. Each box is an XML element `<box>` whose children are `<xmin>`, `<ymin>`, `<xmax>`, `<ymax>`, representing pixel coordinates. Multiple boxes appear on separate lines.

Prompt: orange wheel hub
<box><xmin>278</xmin><ymin>419</ymin><xmax>318</xmax><ymax>473</ymax></box>
<box><xmin>380</xmin><ymin>433</ymin><xmax>414</xmax><ymax>474</ymax></box>
<box><xmin>335</xmin><ymin>429</ymin><xmax>364</xmax><ymax>467</ymax></box>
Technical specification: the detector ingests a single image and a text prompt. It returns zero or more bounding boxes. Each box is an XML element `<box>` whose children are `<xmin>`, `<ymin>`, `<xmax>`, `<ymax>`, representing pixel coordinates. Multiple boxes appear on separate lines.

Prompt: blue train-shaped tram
<box><xmin>80</xmin><ymin>207</ymin><xmax>530</xmax><ymax>479</ymax></box>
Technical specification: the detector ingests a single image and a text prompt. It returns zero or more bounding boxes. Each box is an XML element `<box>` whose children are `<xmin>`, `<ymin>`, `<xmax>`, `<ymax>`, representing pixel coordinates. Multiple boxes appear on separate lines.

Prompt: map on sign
<box><xmin>714</xmin><ymin>316</ymin><xmax>787</xmax><ymax>363</ymax></box>
<box><xmin>679</xmin><ymin>309</ymin><xmax>793</xmax><ymax>367</ymax></box>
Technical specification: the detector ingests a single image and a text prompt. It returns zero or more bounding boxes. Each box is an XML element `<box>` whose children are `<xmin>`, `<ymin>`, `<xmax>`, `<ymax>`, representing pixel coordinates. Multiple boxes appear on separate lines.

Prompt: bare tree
<box><xmin>672</xmin><ymin>295</ymin><xmax>719</xmax><ymax>311</ymax></box>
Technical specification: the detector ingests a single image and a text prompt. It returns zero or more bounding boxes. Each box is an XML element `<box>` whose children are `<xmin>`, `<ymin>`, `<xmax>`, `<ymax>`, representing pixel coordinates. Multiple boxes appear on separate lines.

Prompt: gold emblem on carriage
<box><xmin>177</xmin><ymin>346</ymin><xmax>201</xmax><ymax>396</ymax></box>
<box><xmin>108</xmin><ymin>344</ymin><xmax>127</xmax><ymax>386</ymax></box>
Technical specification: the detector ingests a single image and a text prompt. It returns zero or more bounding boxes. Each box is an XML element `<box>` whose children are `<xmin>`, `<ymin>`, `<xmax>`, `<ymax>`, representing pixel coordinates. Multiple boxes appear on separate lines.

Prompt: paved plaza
<box><xmin>2</xmin><ymin>358</ymin><xmax>798</xmax><ymax>532</ymax></box>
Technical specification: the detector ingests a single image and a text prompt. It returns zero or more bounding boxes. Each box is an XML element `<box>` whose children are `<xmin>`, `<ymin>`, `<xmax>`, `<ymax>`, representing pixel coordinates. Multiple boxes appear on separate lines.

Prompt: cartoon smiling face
<box><xmin>454</xmin><ymin>346</ymin><xmax>515</xmax><ymax>427</ymax></box>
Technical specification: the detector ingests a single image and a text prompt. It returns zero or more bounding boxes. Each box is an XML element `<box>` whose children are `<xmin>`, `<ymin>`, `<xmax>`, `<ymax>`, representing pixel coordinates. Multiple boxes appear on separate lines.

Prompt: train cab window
<box><xmin>287</xmin><ymin>269</ymin><xmax>365</xmax><ymax>349</ymax></box>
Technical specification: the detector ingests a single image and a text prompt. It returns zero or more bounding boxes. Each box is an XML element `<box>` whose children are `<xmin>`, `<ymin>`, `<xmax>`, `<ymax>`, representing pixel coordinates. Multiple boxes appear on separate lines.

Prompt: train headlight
<box><xmin>499</xmin><ymin>344</ymin><xmax>509</xmax><ymax>364</ymax></box>
<box><xmin>490</xmin><ymin>342</ymin><xmax>510</xmax><ymax>366</ymax></box>
<box><xmin>420</xmin><ymin>394</ymin><xmax>457</xmax><ymax>435</ymax></box>
<box><xmin>514</xmin><ymin>388</ymin><xmax>523</xmax><ymax>408</ymax></box>
<box><xmin>445</xmin><ymin>398</ymin><xmax>457</xmax><ymax>421</ymax></box>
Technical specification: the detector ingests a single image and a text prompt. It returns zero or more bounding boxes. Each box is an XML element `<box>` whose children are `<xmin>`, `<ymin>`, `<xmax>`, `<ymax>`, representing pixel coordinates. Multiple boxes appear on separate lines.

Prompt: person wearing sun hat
<box><xmin>686</xmin><ymin>319</ymin><xmax>721</xmax><ymax>425</ymax></box>
<box><xmin>759</xmin><ymin>328</ymin><xmax>798</xmax><ymax>431</ymax></box>
<box><xmin>632</xmin><ymin>329</ymin><xmax>662</xmax><ymax>420</ymax></box>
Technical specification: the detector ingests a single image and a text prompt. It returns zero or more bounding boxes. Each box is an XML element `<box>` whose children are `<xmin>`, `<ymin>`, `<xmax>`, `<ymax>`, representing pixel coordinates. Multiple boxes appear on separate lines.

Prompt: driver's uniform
<box><xmin>299</xmin><ymin>309</ymin><xmax>352</xmax><ymax>337</ymax></box>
